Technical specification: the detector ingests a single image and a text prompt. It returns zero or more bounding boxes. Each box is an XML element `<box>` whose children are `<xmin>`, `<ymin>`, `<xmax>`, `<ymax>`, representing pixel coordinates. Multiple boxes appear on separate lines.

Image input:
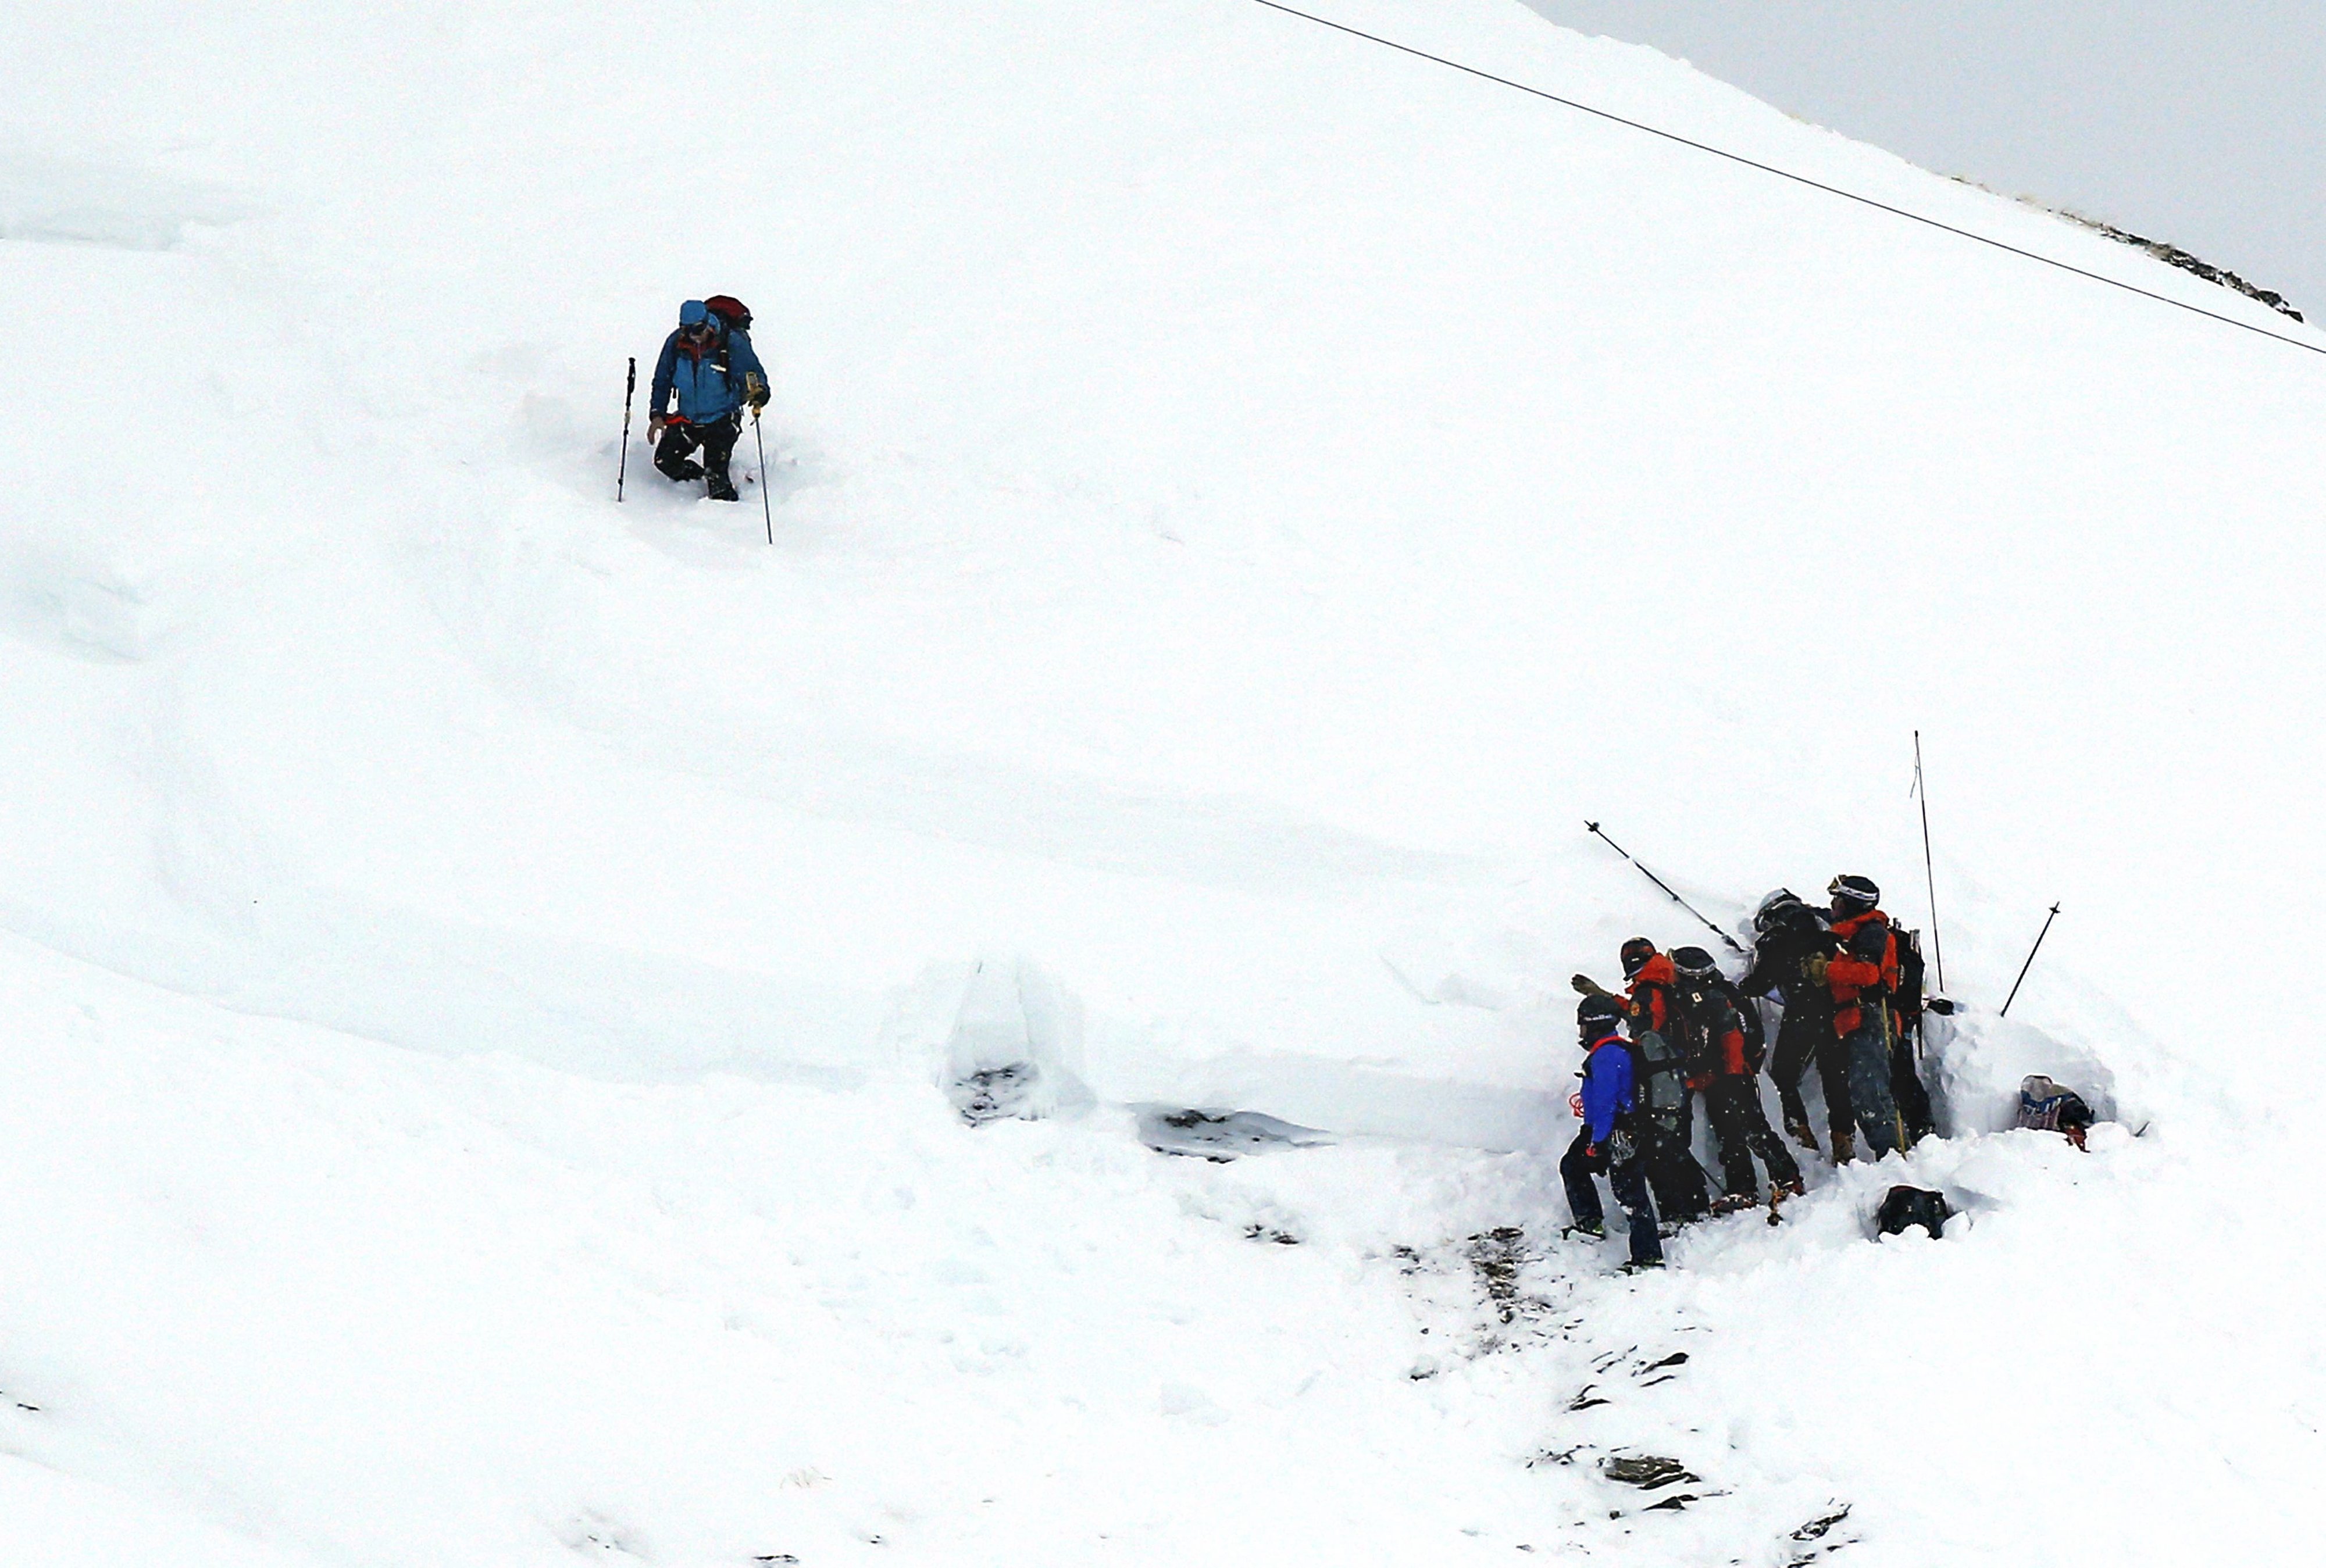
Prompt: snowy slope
<box><xmin>3</xmin><ymin>1</ymin><xmax>2324</xmax><ymax>1563</ymax></box>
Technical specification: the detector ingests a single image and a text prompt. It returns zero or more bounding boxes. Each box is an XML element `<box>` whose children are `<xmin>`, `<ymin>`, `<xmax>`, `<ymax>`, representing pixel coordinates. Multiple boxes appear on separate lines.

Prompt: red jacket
<box><xmin>1625</xmin><ymin>952</ymin><xmax>1676</xmax><ymax>1039</ymax></box>
<box><xmin>1827</xmin><ymin>910</ymin><xmax>1897</xmax><ymax>1037</ymax></box>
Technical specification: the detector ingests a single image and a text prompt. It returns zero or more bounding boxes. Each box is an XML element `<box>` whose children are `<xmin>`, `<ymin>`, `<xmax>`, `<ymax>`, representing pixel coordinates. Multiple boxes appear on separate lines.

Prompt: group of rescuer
<box><xmin>1560</xmin><ymin>875</ymin><xmax>1938</xmax><ymax>1270</ymax></box>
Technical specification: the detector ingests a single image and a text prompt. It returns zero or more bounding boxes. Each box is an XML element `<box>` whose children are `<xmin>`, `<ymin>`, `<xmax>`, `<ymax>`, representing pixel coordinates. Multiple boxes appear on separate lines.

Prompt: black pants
<box><xmin>1892</xmin><ymin>1026</ymin><xmax>1935</xmax><ymax>1145</ymax></box>
<box><xmin>1560</xmin><ymin>1132</ymin><xmax>1663</xmax><ymax>1267</ymax></box>
<box><xmin>1706</xmin><ymin>1076</ymin><xmax>1802</xmax><ymax>1198</ymax></box>
<box><xmin>1641</xmin><ymin>1102</ymin><xmax>1711</xmax><ymax>1223</ymax></box>
<box><xmin>1771</xmin><ymin>1007</ymin><xmax>1853</xmax><ymax>1142</ymax></box>
<box><xmin>655</xmin><ymin>413</ymin><xmax>741</xmax><ymax>493</ymax></box>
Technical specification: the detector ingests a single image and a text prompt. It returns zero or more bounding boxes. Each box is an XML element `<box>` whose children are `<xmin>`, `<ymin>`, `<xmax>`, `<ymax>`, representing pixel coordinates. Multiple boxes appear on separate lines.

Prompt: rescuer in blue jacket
<box><xmin>1560</xmin><ymin>994</ymin><xmax>1665</xmax><ymax>1269</ymax></box>
<box><xmin>648</xmin><ymin>298</ymin><xmax>769</xmax><ymax>502</ymax></box>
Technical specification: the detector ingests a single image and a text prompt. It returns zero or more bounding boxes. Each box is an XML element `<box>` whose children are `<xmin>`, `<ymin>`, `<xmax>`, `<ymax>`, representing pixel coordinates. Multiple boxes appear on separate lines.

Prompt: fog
<box><xmin>1520</xmin><ymin>1</ymin><xmax>2326</xmax><ymax>317</ymax></box>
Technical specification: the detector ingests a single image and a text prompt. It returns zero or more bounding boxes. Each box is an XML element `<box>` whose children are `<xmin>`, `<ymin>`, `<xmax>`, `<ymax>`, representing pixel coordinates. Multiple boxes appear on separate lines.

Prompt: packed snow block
<box><xmin>1921</xmin><ymin>1009</ymin><xmax>2114</xmax><ymax>1138</ymax></box>
<box><xmin>941</xmin><ymin>955</ymin><xmax>1092</xmax><ymax>1124</ymax></box>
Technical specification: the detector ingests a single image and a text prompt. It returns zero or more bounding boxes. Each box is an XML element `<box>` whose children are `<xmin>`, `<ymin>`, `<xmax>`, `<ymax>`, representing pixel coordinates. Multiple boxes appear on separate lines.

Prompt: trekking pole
<box><xmin>1583</xmin><ymin>821</ymin><xmax>1746</xmax><ymax>955</ymax></box>
<box><xmin>1911</xmin><ymin>731</ymin><xmax>1946</xmax><ymax>992</ymax></box>
<box><xmin>1999</xmin><ymin>903</ymin><xmax>2061</xmax><ymax>1017</ymax></box>
<box><xmin>616</xmin><ymin>357</ymin><xmax>637</xmax><ymax>502</ymax></box>
<box><xmin>752</xmin><ymin>407</ymin><xmax>773</xmax><ymax>545</ymax></box>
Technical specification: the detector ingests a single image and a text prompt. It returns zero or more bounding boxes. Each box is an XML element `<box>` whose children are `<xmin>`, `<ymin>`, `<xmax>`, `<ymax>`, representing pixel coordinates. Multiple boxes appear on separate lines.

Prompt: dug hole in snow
<box><xmin>924</xmin><ymin>953</ymin><xmax>1095</xmax><ymax>1124</ymax></box>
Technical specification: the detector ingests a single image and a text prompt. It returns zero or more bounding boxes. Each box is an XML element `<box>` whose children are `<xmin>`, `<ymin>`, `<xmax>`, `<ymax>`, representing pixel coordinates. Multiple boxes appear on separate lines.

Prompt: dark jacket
<box><xmin>1709</xmin><ymin>975</ymin><xmax>1765</xmax><ymax>1069</ymax></box>
<box><xmin>1668</xmin><ymin>974</ymin><xmax>1751</xmax><ymax>1084</ymax></box>
<box><xmin>1741</xmin><ymin>905</ymin><xmax>1836</xmax><ymax>1023</ymax></box>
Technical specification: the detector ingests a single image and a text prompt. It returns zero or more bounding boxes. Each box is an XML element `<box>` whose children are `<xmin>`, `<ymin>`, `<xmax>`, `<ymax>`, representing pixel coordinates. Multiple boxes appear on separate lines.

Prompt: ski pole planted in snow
<box><xmin>1912</xmin><ymin>731</ymin><xmax>1946</xmax><ymax>994</ymax></box>
<box><xmin>2000</xmin><ymin>902</ymin><xmax>2061</xmax><ymax>1017</ymax></box>
<box><xmin>1583</xmin><ymin>821</ymin><xmax>1746</xmax><ymax>956</ymax></box>
<box><xmin>616</xmin><ymin>356</ymin><xmax>636</xmax><ymax>502</ymax></box>
<box><xmin>752</xmin><ymin>407</ymin><xmax>772</xmax><ymax>545</ymax></box>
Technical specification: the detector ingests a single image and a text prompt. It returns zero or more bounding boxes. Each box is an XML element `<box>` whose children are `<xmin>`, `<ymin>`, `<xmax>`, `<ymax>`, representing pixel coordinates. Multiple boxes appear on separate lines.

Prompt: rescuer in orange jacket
<box><xmin>1808</xmin><ymin>874</ymin><xmax>1907</xmax><ymax>1157</ymax></box>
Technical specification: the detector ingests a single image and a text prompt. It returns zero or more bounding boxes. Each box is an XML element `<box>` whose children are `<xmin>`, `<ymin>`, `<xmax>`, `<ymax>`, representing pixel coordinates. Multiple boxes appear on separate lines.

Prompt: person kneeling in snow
<box><xmin>2016</xmin><ymin>1074</ymin><xmax>2095</xmax><ymax>1151</ymax></box>
<box><xmin>648</xmin><ymin>298</ymin><xmax>769</xmax><ymax>502</ymax></box>
<box><xmin>1561</xmin><ymin>995</ymin><xmax>1664</xmax><ymax>1270</ymax></box>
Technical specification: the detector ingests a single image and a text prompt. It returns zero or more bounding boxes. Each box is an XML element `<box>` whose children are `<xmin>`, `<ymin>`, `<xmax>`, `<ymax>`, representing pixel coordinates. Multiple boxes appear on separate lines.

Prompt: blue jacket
<box><xmin>1578</xmin><ymin>1033</ymin><xmax>1637</xmax><ymax>1145</ymax></box>
<box><xmin>651</xmin><ymin>308</ymin><xmax>767</xmax><ymax>425</ymax></box>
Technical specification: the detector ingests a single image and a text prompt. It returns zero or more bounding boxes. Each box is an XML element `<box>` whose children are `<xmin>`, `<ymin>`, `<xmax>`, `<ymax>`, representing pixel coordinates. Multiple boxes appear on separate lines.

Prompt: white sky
<box><xmin>1518</xmin><ymin>1</ymin><xmax>2326</xmax><ymax>317</ymax></box>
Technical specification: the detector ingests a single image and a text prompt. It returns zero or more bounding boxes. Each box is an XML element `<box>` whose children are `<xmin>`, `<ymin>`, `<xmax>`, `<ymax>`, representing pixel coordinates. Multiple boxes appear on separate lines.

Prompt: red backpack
<box><xmin>704</xmin><ymin>295</ymin><xmax>753</xmax><ymax>333</ymax></box>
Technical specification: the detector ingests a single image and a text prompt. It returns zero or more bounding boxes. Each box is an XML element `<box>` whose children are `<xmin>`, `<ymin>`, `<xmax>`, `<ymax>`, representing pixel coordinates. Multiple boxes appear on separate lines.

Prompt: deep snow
<box><xmin>3</xmin><ymin>1</ymin><xmax>2324</xmax><ymax>1563</ymax></box>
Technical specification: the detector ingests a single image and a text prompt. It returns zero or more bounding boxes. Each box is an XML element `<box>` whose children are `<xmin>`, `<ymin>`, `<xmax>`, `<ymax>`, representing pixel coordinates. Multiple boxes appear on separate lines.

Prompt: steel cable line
<box><xmin>1248</xmin><ymin>0</ymin><xmax>2326</xmax><ymax>360</ymax></box>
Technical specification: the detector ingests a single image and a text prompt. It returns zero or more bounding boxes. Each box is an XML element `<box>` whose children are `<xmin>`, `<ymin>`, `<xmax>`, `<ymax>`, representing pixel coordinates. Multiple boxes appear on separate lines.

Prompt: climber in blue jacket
<box><xmin>1561</xmin><ymin>994</ymin><xmax>1664</xmax><ymax>1269</ymax></box>
<box><xmin>648</xmin><ymin>298</ymin><xmax>768</xmax><ymax>502</ymax></box>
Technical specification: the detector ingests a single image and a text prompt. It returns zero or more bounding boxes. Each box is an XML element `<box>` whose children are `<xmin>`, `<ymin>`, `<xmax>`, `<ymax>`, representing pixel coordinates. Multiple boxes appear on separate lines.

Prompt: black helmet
<box><xmin>1577</xmin><ymin>994</ymin><xmax>1625</xmax><ymax>1039</ymax></box>
<box><xmin>1670</xmin><ymin>945</ymin><xmax>1719</xmax><ymax>983</ymax></box>
<box><xmin>1828</xmin><ymin>874</ymin><xmax>1879</xmax><ymax>913</ymax></box>
<box><xmin>1619</xmin><ymin>937</ymin><xmax>1658</xmax><ymax>978</ymax></box>
<box><xmin>1753</xmin><ymin>888</ymin><xmax>1804</xmax><ymax>933</ymax></box>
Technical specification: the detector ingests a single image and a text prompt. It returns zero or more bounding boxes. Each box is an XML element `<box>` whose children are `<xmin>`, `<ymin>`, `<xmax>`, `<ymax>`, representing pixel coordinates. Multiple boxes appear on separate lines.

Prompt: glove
<box><xmin>744</xmin><ymin>371</ymin><xmax>770</xmax><ymax>410</ymax></box>
<box><xmin>1607</xmin><ymin>1129</ymin><xmax>1637</xmax><ymax>1165</ymax></box>
<box><xmin>1926</xmin><ymin>996</ymin><xmax>1957</xmax><ymax>1016</ymax></box>
<box><xmin>648</xmin><ymin>416</ymin><xmax>667</xmax><ymax>440</ymax></box>
<box><xmin>1572</xmin><ymin>974</ymin><xmax>1615</xmax><ymax>999</ymax></box>
<box><xmin>1803</xmin><ymin>953</ymin><xmax>1830</xmax><ymax>985</ymax></box>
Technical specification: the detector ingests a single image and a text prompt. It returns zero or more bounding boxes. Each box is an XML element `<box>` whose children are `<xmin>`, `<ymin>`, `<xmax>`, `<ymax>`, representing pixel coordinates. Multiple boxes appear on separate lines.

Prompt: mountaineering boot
<box><xmin>1777</xmin><ymin>1176</ymin><xmax>1806</xmax><ymax>1198</ymax></box>
<box><xmin>1709</xmin><ymin>1193</ymin><xmax>1760</xmax><ymax>1217</ymax></box>
<box><xmin>1785</xmin><ymin>1110</ymin><xmax>1820</xmax><ymax>1153</ymax></box>
<box><xmin>1831</xmin><ymin>1128</ymin><xmax>1856</xmax><ymax>1165</ymax></box>
<box><xmin>1621</xmin><ymin>1257</ymin><xmax>1666</xmax><ymax>1274</ymax></box>
<box><xmin>1561</xmin><ymin>1220</ymin><xmax>1607</xmax><ymax>1241</ymax></box>
<box><xmin>707</xmin><ymin>470</ymin><xmax>740</xmax><ymax>502</ymax></box>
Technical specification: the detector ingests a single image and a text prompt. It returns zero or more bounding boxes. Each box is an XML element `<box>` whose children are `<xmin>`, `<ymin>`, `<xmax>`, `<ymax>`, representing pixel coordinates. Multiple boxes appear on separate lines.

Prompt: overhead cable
<box><xmin>1248</xmin><ymin>0</ymin><xmax>2326</xmax><ymax>361</ymax></box>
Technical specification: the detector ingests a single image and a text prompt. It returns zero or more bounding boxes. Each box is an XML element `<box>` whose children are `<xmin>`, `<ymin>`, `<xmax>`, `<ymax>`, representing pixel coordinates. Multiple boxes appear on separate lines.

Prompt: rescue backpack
<box><xmin>1628</xmin><ymin>1030</ymin><xmax>1689</xmax><ymax>1118</ymax></box>
<box><xmin>1875</xmin><ymin>1185</ymin><xmax>1950</xmax><ymax>1239</ymax></box>
<box><xmin>1715</xmin><ymin>979</ymin><xmax>1768</xmax><ymax>1073</ymax></box>
<box><xmin>1892</xmin><ymin>926</ymin><xmax>1927</xmax><ymax>1036</ymax></box>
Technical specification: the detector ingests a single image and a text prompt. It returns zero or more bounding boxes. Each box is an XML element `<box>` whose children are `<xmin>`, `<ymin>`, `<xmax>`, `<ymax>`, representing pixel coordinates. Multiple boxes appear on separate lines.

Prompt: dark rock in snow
<box><xmin>1601</xmin><ymin>1454</ymin><xmax>1699</xmax><ymax>1490</ymax></box>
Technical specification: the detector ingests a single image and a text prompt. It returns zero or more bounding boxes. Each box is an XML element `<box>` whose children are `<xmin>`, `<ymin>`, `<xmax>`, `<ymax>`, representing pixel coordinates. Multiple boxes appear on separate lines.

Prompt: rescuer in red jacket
<box><xmin>1669</xmin><ymin>945</ymin><xmax>1803</xmax><ymax>1207</ymax></box>
<box><xmin>1810</xmin><ymin>874</ymin><xmax>1907</xmax><ymax>1158</ymax></box>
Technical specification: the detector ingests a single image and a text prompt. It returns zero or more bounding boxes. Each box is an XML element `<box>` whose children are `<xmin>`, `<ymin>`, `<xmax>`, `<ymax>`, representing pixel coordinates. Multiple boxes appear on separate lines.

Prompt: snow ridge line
<box><xmin>1247</xmin><ymin>0</ymin><xmax>2326</xmax><ymax>360</ymax></box>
